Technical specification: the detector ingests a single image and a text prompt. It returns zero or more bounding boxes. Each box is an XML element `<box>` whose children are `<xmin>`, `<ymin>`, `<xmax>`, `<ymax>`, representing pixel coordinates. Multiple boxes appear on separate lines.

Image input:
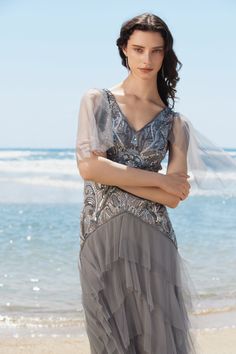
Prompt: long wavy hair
<box><xmin>116</xmin><ymin>13</ymin><xmax>182</xmax><ymax>109</ymax></box>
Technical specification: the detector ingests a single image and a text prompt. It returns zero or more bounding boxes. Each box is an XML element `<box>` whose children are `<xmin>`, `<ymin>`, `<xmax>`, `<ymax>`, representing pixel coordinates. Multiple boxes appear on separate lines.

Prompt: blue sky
<box><xmin>0</xmin><ymin>0</ymin><xmax>235</xmax><ymax>148</ymax></box>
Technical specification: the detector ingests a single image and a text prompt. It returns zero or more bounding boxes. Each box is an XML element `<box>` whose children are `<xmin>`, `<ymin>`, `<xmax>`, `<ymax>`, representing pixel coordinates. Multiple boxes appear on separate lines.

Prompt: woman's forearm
<box><xmin>117</xmin><ymin>184</ymin><xmax>180</xmax><ymax>208</ymax></box>
<box><xmin>77</xmin><ymin>152</ymin><xmax>190</xmax><ymax>199</ymax></box>
<box><xmin>78</xmin><ymin>154</ymin><xmax>165</xmax><ymax>188</ymax></box>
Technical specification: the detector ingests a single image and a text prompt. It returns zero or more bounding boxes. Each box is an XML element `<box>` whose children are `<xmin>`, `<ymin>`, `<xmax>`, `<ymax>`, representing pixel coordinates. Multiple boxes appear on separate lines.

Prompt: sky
<box><xmin>0</xmin><ymin>0</ymin><xmax>235</xmax><ymax>149</ymax></box>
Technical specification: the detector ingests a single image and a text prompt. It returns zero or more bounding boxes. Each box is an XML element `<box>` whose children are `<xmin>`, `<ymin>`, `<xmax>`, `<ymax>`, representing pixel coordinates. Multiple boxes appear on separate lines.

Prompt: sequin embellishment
<box><xmin>79</xmin><ymin>88</ymin><xmax>178</xmax><ymax>251</ymax></box>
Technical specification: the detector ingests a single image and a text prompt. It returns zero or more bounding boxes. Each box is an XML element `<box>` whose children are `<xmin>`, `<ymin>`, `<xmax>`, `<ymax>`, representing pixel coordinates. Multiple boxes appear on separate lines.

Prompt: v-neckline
<box><xmin>104</xmin><ymin>88</ymin><xmax>169</xmax><ymax>134</ymax></box>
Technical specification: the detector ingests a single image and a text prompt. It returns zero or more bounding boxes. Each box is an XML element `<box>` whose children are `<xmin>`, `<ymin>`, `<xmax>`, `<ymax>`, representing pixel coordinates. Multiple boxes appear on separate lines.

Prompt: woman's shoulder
<box><xmin>81</xmin><ymin>87</ymin><xmax>104</xmax><ymax>99</ymax></box>
<box><xmin>80</xmin><ymin>88</ymin><xmax>108</xmax><ymax>109</ymax></box>
<box><xmin>165</xmin><ymin>109</ymin><xmax>192</xmax><ymax>133</ymax></box>
<box><xmin>167</xmin><ymin>109</ymin><xmax>192</xmax><ymax>137</ymax></box>
<box><xmin>168</xmin><ymin>108</ymin><xmax>187</xmax><ymax>121</ymax></box>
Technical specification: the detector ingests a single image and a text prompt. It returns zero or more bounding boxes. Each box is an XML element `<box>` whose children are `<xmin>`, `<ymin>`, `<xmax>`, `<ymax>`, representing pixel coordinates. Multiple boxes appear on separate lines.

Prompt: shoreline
<box><xmin>0</xmin><ymin>327</ymin><xmax>236</xmax><ymax>354</ymax></box>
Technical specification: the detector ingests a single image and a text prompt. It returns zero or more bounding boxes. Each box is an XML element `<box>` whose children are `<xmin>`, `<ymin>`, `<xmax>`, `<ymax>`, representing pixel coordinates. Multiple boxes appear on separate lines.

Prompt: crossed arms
<box><xmin>77</xmin><ymin>141</ymin><xmax>190</xmax><ymax>208</ymax></box>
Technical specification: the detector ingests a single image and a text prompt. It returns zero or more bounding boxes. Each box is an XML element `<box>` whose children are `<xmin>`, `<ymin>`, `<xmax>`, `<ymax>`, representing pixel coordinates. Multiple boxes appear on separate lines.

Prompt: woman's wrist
<box><xmin>153</xmin><ymin>171</ymin><xmax>165</xmax><ymax>189</ymax></box>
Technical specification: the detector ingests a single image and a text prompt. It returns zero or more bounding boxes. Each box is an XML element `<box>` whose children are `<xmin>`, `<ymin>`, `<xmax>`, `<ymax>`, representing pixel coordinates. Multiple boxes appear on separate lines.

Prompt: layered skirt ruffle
<box><xmin>78</xmin><ymin>212</ymin><xmax>199</xmax><ymax>353</ymax></box>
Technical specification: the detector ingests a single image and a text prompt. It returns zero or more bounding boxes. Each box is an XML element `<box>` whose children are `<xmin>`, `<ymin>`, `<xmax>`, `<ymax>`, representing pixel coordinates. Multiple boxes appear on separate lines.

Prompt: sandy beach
<box><xmin>1</xmin><ymin>328</ymin><xmax>236</xmax><ymax>354</ymax></box>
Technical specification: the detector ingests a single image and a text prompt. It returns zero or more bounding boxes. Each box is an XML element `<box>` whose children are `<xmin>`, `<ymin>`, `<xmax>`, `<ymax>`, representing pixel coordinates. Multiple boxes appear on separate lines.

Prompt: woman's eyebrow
<box><xmin>131</xmin><ymin>44</ymin><xmax>164</xmax><ymax>49</ymax></box>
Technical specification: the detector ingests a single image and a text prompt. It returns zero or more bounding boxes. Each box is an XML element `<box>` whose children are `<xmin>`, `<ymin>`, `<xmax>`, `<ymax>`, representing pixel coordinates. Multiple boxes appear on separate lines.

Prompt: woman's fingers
<box><xmin>181</xmin><ymin>184</ymin><xmax>191</xmax><ymax>200</ymax></box>
<box><xmin>178</xmin><ymin>180</ymin><xmax>191</xmax><ymax>200</ymax></box>
<box><xmin>177</xmin><ymin>172</ymin><xmax>190</xmax><ymax>178</ymax></box>
<box><xmin>163</xmin><ymin>173</ymin><xmax>191</xmax><ymax>199</ymax></box>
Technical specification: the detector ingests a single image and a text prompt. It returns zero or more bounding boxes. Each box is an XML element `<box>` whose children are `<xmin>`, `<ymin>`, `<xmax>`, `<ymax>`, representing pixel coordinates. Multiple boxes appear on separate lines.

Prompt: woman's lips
<box><xmin>139</xmin><ymin>68</ymin><xmax>153</xmax><ymax>73</ymax></box>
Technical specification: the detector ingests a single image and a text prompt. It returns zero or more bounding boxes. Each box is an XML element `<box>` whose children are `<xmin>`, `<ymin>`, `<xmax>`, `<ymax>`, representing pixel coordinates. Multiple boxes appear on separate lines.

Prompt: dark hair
<box><xmin>116</xmin><ymin>13</ymin><xmax>182</xmax><ymax>109</ymax></box>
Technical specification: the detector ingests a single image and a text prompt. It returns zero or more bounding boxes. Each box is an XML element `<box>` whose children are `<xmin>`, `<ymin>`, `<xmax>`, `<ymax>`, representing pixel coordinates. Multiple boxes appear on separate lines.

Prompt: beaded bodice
<box><xmin>79</xmin><ymin>88</ymin><xmax>178</xmax><ymax>251</ymax></box>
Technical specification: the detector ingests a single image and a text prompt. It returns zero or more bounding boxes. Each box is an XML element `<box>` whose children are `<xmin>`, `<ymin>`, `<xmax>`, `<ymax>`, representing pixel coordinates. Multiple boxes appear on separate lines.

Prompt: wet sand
<box><xmin>1</xmin><ymin>328</ymin><xmax>236</xmax><ymax>354</ymax></box>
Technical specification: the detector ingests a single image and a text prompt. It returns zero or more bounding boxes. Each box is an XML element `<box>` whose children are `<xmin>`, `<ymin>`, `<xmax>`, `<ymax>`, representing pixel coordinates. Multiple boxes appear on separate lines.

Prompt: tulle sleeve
<box><xmin>75</xmin><ymin>88</ymin><xmax>114</xmax><ymax>161</ymax></box>
<box><xmin>168</xmin><ymin>112</ymin><xmax>236</xmax><ymax>196</ymax></box>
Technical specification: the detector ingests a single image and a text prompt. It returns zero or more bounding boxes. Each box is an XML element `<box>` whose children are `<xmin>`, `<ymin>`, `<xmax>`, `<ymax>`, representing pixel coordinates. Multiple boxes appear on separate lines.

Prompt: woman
<box><xmin>76</xmin><ymin>12</ymin><xmax>201</xmax><ymax>354</ymax></box>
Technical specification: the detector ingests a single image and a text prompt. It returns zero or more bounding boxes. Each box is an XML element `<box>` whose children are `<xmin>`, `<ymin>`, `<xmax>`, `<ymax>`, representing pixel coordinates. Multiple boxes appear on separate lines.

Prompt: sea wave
<box><xmin>193</xmin><ymin>305</ymin><xmax>236</xmax><ymax>316</ymax></box>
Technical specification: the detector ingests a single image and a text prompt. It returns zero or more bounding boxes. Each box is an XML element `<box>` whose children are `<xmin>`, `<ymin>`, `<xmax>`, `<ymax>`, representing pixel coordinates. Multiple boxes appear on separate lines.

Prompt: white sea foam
<box><xmin>0</xmin><ymin>176</ymin><xmax>83</xmax><ymax>189</ymax></box>
<box><xmin>0</xmin><ymin>159</ymin><xmax>77</xmax><ymax>175</ymax></box>
<box><xmin>0</xmin><ymin>150</ymin><xmax>48</xmax><ymax>159</ymax></box>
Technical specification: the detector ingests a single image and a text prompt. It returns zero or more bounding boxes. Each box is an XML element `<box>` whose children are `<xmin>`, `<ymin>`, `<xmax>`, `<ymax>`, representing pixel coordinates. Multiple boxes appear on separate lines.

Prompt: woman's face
<box><xmin>122</xmin><ymin>30</ymin><xmax>165</xmax><ymax>78</ymax></box>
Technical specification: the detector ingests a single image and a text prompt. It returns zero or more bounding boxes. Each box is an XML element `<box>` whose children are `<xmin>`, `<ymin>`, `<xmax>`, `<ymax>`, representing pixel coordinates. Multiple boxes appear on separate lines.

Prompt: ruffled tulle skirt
<box><xmin>78</xmin><ymin>212</ymin><xmax>200</xmax><ymax>353</ymax></box>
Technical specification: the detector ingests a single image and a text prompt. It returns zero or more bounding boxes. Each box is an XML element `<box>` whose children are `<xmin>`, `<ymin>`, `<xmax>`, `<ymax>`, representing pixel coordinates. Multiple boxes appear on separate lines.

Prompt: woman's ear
<box><xmin>122</xmin><ymin>45</ymin><xmax>127</xmax><ymax>57</ymax></box>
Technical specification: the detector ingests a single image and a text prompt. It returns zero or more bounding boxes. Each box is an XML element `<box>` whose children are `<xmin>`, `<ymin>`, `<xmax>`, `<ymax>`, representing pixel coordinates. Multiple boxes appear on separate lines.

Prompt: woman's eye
<box><xmin>134</xmin><ymin>48</ymin><xmax>162</xmax><ymax>53</ymax></box>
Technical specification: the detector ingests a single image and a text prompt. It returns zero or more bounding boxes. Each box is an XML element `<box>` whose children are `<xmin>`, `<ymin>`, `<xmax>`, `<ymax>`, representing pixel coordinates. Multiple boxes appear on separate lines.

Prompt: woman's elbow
<box><xmin>77</xmin><ymin>159</ymin><xmax>92</xmax><ymax>180</ymax></box>
<box><xmin>170</xmin><ymin>193</ymin><xmax>191</xmax><ymax>208</ymax></box>
<box><xmin>168</xmin><ymin>197</ymin><xmax>181</xmax><ymax>209</ymax></box>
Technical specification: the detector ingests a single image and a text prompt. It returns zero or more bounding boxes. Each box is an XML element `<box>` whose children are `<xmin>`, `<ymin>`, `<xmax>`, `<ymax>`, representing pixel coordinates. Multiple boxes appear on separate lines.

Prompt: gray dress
<box><xmin>78</xmin><ymin>88</ymin><xmax>198</xmax><ymax>353</ymax></box>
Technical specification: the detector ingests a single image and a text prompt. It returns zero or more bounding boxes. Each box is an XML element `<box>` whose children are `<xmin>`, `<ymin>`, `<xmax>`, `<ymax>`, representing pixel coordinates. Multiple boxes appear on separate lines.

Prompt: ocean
<box><xmin>0</xmin><ymin>148</ymin><xmax>236</xmax><ymax>338</ymax></box>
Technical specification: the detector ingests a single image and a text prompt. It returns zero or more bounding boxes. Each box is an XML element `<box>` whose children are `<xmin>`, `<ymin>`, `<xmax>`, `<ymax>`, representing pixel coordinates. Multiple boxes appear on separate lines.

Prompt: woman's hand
<box><xmin>161</xmin><ymin>172</ymin><xmax>191</xmax><ymax>200</ymax></box>
<box><xmin>92</xmin><ymin>150</ymin><xmax>107</xmax><ymax>158</ymax></box>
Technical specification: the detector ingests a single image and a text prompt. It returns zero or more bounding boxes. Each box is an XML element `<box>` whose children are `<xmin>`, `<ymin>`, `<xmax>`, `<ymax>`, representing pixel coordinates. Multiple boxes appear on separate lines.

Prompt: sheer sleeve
<box><xmin>168</xmin><ymin>113</ymin><xmax>190</xmax><ymax>154</ymax></box>
<box><xmin>168</xmin><ymin>112</ymin><xmax>236</xmax><ymax>196</ymax></box>
<box><xmin>75</xmin><ymin>88</ymin><xmax>114</xmax><ymax>161</ymax></box>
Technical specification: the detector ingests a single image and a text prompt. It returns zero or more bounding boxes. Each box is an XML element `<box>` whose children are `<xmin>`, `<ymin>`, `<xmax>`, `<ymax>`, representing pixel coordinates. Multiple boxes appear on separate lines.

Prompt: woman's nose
<box><xmin>142</xmin><ymin>52</ymin><xmax>152</xmax><ymax>64</ymax></box>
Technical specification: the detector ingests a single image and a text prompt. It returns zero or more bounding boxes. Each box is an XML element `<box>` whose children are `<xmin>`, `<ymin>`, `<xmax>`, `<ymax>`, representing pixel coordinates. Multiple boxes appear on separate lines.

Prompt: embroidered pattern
<box><xmin>80</xmin><ymin>88</ymin><xmax>178</xmax><ymax>251</ymax></box>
